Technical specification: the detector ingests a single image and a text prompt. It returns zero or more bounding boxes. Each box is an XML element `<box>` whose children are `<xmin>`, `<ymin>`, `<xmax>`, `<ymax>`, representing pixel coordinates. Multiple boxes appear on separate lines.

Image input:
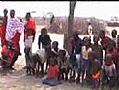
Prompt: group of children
<box><xmin>38</xmin><ymin>28</ymin><xmax>119</xmax><ymax>90</ymax></box>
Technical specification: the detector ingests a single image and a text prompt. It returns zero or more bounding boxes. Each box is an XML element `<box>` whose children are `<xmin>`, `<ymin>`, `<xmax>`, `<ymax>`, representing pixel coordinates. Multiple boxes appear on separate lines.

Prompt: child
<box><xmin>24</xmin><ymin>30</ymin><xmax>34</xmax><ymax>75</ymax></box>
<box><xmin>91</xmin><ymin>35</ymin><xmax>103</xmax><ymax>65</ymax></box>
<box><xmin>51</xmin><ymin>41</ymin><xmax>60</xmax><ymax>56</ymax></box>
<box><xmin>88</xmin><ymin>51</ymin><xmax>101</xmax><ymax>90</ymax></box>
<box><xmin>1</xmin><ymin>42</ymin><xmax>15</xmax><ymax>70</ymax></box>
<box><xmin>58</xmin><ymin>49</ymin><xmax>70</xmax><ymax>81</ymax></box>
<box><xmin>103</xmin><ymin>53</ymin><xmax>116</xmax><ymax>90</ymax></box>
<box><xmin>70</xmin><ymin>31</ymin><xmax>83</xmax><ymax>83</ymax></box>
<box><xmin>38</xmin><ymin>28</ymin><xmax>51</xmax><ymax>74</ymax></box>
<box><xmin>99</xmin><ymin>30</ymin><xmax>111</xmax><ymax>50</ymax></box>
<box><xmin>42</xmin><ymin>51</ymin><xmax>62</xmax><ymax>86</ymax></box>
<box><xmin>111</xmin><ymin>29</ymin><xmax>117</xmax><ymax>47</ymax></box>
<box><xmin>81</xmin><ymin>37</ymin><xmax>92</xmax><ymax>85</ymax></box>
<box><xmin>46</xmin><ymin>51</ymin><xmax>59</xmax><ymax>80</ymax></box>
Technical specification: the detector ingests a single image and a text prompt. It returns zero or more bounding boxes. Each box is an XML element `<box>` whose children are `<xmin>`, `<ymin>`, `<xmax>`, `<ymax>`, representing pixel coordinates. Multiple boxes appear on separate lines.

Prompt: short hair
<box><xmin>10</xmin><ymin>9</ymin><xmax>15</xmax><ymax>13</ymax></box>
<box><xmin>111</xmin><ymin>29</ymin><xmax>117</xmax><ymax>35</ymax></box>
<box><xmin>3</xmin><ymin>9</ymin><xmax>8</xmax><ymax>13</ymax></box>
<box><xmin>26</xmin><ymin>12</ymin><xmax>31</xmax><ymax>16</ymax></box>
<box><xmin>58</xmin><ymin>49</ymin><xmax>66</xmax><ymax>56</ymax></box>
<box><xmin>41</xmin><ymin>28</ymin><xmax>47</xmax><ymax>34</ymax></box>
<box><xmin>100</xmin><ymin>30</ymin><xmax>105</xmax><ymax>34</ymax></box>
<box><xmin>52</xmin><ymin>41</ymin><xmax>59</xmax><ymax>46</ymax></box>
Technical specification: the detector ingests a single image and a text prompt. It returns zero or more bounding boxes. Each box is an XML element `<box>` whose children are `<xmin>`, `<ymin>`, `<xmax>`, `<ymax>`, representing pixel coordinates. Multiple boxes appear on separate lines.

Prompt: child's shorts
<box><xmin>81</xmin><ymin>59</ymin><xmax>89</xmax><ymax>71</ymax></box>
<box><xmin>76</xmin><ymin>54</ymin><xmax>81</xmax><ymax>69</ymax></box>
<box><xmin>104</xmin><ymin>64</ymin><xmax>116</xmax><ymax>77</ymax></box>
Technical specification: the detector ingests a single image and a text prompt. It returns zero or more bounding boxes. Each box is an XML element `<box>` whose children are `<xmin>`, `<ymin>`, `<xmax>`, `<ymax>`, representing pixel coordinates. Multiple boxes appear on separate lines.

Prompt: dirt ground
<box><xmin>0</xmin><ymin>57</ymin><xmax>91</xmax><ymax>90</ymax></box>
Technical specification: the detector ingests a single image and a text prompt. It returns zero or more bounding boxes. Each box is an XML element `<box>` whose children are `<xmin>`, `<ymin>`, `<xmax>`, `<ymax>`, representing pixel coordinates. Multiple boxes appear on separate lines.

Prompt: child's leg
<box><xmin>10</xmin><ymin>52</ymin><xmax>19</xmax><ymax>68</ymax></box>
<box><xmin>41</xmin><ymin>63</ymin><xmax>44</xmax><ymax>75</ymax></box>
<box><xmin>64</xmin><ymin>68</ymin><xmax>69</xmax><ymax>81</ymax></box>
<box><xmin>76</xmin><ymin>68</ymin><xmax>81</xmax><ymax>83</ymax></box>
<box><xmin>45</xmin><ymin>58</ymin><xmax>50</xmax><ymax>72</ymax></box>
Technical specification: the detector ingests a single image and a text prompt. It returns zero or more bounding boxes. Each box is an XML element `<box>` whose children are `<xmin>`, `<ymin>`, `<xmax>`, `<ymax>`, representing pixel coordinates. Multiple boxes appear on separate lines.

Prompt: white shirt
<box><xmin>82</xmin><ymin>46</ymin><xmax>92</xmax><ymax>60</ymax></box>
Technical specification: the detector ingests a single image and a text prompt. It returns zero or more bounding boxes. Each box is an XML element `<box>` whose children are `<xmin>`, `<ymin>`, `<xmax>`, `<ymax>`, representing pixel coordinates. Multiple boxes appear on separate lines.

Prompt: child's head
<box><xmin>111</xmin><ymin>29</ymin><xmax>117</xmax><ymax>38</ymax></box>
<box><xmin>58</xmin><ymin>49</ymin><xmax>66</xmax><ymax>58</ymax></box>
<box><xmin>99</xmin><ymin>30</ymin><xmax>105</xmax><ymax>39</ymax></box>
<box><xmin>83</xmin><ymin>37</ymin><xmax>90</xmax><ymax>46</ymax></box>
<box><xmin>52</xmin><ymin>41</ymin><xmax>59</xmax><ymax>49</ymax></box>
<box><xmin>93</xmin><ymin>35</ymin><xmax>99</xmax><ymax>44</ymax></box>
<box><xmin>73</xmin><ymin>31</ymin><xmax>79</xmax><ymax>39</ymax></box>
<box><xmin>88</xmin><ymin>51</ymin><xmax>96</xmax><ymax>63</ymax></box>
<box><xmin>41</xmin><ymin>28</ymin><xmax>47</xmax><ymax>35</ymax></box>
<box><xmin>107</xmin><ymin>40</ymin><xmax>115</xmax><ymax>52</ymax></box>
<box><xmin>49</xmin><ymin>51</ymin><xmax>57</xmax><ymax>66</ymax></box>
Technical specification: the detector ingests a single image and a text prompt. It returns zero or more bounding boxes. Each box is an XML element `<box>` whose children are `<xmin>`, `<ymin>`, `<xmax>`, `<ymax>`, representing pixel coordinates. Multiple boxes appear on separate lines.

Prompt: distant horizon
<box><xmin>0</xmin><ymin>1</ymin><xmax>119</xmax><ymax>21</ymax></box>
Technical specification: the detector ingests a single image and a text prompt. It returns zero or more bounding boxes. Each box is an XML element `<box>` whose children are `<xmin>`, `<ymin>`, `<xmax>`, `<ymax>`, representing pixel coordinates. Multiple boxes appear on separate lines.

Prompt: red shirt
<box><xmin>101</xmin><ymin>36</ymin><xmax>111</xmax><ymax>49</ymax></box>
<box><xmin>48</xmin><ymin>65</ymin><xmax>59</xmax><ymax>80</ymax></box>
<box><xmin>1</xmin><ymin>45</ymin><xmax>14</xmax><ymax>66</ymax></box>
<box><xmin>24</xmin><ymin>18</ymin><xmax>36</xmax><ymax>42</ymax></box>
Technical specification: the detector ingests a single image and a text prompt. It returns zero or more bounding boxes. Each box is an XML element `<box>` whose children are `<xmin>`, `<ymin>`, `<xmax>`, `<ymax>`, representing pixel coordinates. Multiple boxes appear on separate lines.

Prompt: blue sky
<box><xmin>0</xmin><ymin>1</ymin><xmax>119</xmax><ymax>21</ymax></box>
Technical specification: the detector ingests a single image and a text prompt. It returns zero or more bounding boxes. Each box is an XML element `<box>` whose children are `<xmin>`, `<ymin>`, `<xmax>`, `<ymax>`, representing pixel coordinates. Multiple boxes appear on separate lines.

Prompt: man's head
<box><xmin>10</xmin><ymin>9</ymin><xmax>15</xmax><ymax>18</ymax></box>
<box><xmin>111</xmin><ymin>29</ymin><xmax>117</xmax><ymax>38</ymax></box>
<box><xmin>3</xmin><ymin>9</ymin><xmax>8</xmax><ymax>16</ymax></box>
<box><xmin>25</xmin><ymin>12</ymin><xmax>31</xmax><ymax>21</ymax></box>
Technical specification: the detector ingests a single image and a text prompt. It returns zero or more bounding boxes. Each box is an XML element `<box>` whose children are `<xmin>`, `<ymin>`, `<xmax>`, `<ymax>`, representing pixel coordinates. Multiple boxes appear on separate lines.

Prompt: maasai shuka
<box><xmin>6</xmin><ymin>17</ymin><xmax>24</xmax><ymax>41</ymax></box>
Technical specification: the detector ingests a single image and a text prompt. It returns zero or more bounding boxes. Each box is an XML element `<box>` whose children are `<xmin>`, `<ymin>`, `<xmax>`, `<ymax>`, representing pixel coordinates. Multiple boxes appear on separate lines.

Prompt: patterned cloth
<box><xmin>6</xmin><ymin>17</ymin><xmax>24</xmax><ymax>41</ymax></box>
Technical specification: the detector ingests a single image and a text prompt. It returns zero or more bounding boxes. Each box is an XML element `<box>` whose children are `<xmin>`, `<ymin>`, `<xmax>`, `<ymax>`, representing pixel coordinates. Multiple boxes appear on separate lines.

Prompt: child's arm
<box><xmin>47</xmin><ymin>35</ymin><xmax>52</xmax><ymax>44</ymax></box>
<box><xmin>38</xmin><ymin>35</ymin><xmax>41</xmax><ymax>49</ymax></box>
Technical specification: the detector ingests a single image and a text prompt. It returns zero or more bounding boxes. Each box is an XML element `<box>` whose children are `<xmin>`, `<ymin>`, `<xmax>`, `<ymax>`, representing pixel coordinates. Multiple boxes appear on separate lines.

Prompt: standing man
<box><xmin>24</xmin><ymin>12</ymin><xmax>36</xmax><ymax>68</ymax></box>
<box><xmin>5</xmin><ymin>9</ymin><xmax>24</xmax><ymax>70</ymax></box>
<box><xmin>88</xmin><ymin>22</ymin><xmax>92</xmax><ymax>39</ymax></box>
<box><xmin>0</xmin><ymin>9</ymin><xmax>8</xmax><ymax>46</ymax></box>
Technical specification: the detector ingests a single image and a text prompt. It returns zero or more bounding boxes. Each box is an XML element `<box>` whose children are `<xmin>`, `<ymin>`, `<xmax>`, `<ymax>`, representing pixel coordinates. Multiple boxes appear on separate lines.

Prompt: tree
<box><xmin>64</xmin><ymin>1</ymin><xmax>76</xmax><ymax>54</ymax></box>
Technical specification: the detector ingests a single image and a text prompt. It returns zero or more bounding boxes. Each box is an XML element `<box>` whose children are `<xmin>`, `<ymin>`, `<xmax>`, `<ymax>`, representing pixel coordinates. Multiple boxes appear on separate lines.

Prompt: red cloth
<box><xmin>24</xmin><ymin>18</ymin><xmax>36</xmax><ymax>42</ymax></box>
<box><xmin>48</xmin><ymin>65</ymin><xmax>59</xmax><ymax>80</ymax></box>
<box><xmin>1</xmin><ymin>45</ymin><xmax>14</xmax><ymax>66</ymax></box>
<box><xmin>11</xmin><ymin>32</ymin><xmax>21</xmax><ymax>53</ymax></box>
<box><xmin>1</xmin><ymin>45</ymin><xmax>13</xmax><ymax>58</ymax></box>
<box><xmin>0</xmin><ymin>16</ymin><xmax>8</xmax><ymax>46</ymax></box>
